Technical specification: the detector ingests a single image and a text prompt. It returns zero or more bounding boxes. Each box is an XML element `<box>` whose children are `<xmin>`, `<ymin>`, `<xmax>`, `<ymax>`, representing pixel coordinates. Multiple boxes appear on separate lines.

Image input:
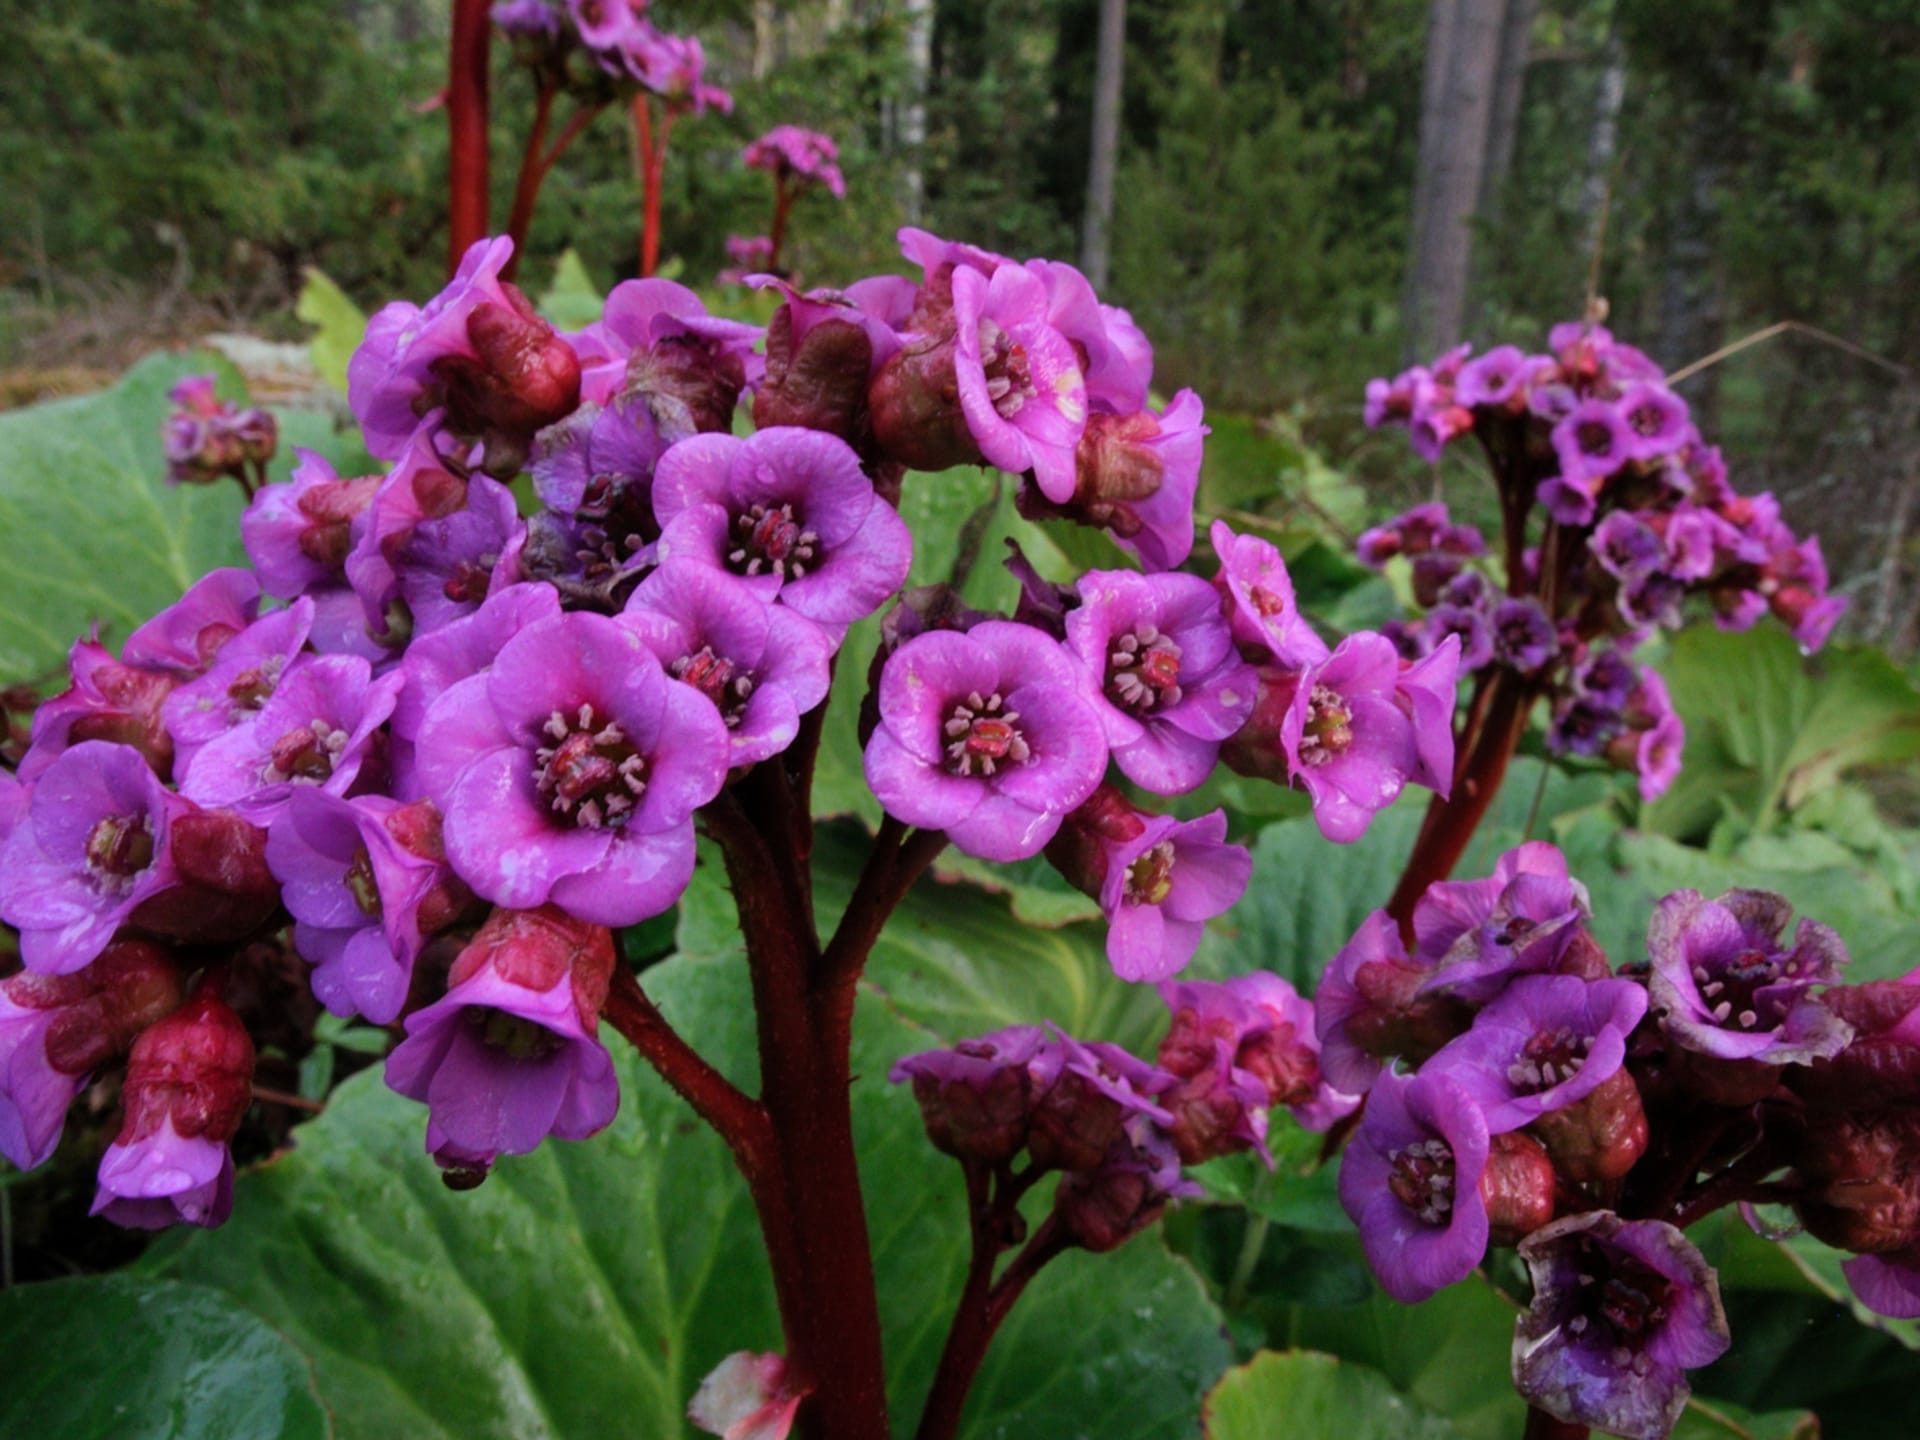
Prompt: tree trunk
<box><xmin>1577</xmin><ymin>34</ymin><xmax>1627</xmax><ymax>243</ymax></box>
<box><xmin>1080</xmin><ymin>0</ymin><xmax>1127</xmax><ymax>290</ymax></box>
<box><xmin>1403</xmin><ymin>0</ymin><xmax>1507</xmax><ymax>359</ymax></box>
<box><xmin>900</xmin><ymin>0</ymin><xmax>935</xmax><ymax>223</ymax></box>
<box><xmin>1478</xmin><ymin>0</ymin><xmax>1536</xmax><ymax>220</ymax></box>
<box><xmin>1659</xmin><ymin>146</ymin><xmax>1726</xmax><ymax>429</ymax></box>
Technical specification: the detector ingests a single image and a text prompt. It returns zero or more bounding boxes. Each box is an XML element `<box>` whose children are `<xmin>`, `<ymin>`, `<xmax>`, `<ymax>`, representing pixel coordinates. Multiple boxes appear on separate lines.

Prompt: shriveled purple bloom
<box><xmin>417</xmin><ymin>611</ymin><xmax>729</xmax><ymax>925</ymax></box>
<box><xmin>742</xmin><ymin>125</ymin><xmax>846</xmax><ymax>198</ymax></box>
<box><xmin>1356</xmin><ymin>502</ymin><xmax>1451</xmax><ymax>568</ymax></box>
<box><xmin>1281</xmin><ymin>632</ymin><xmax>1418</xmax><ymax>843</ymax></box>
<box><xmin>531</xmin><ymin>394</ymin><xmax>669</xmax><ymax>526</ymax></box>
<box><xmin>621</xmin><ymin>562</ymin><xmax>834</xmax><ymax>767</ymax></box>
<box><xmin>0</xmin><ymin>742</ymin><xmax>194</xmax><ymax>974</ymax></box>
<box><xmin>1160</xmin><ymin>972</ymin><xmax>1356</xmax><ymax>1136</ymax></box>
<box><xmin>1616</xmin><ymin>381</ymin><xmax>1691</xmax><ymax>461</ymax></box>
<box><xmin>1426</xmin><ymin>975</ymin><xmax>1648</xmax><ymax>1132</ymax></box>
<box><xmin>19</xmin><ymin>638</ymin><xmax>179</xmax><ymax>784</ymax></box>
<box><xmin>1210</xmin><ymin>520</ymin><xmax>1328</xmax><ymax>669</ymax></box>
<box><xmin>889</xmin><ymin>1025</ymin><xmax>1049</xmax><ymax>1164</ymax></box>
<box><xmin>266</xmin><ymin>790</ymin><xmax>465</xmax><ymax>1024</ymax></box>
<box><xmin>384</xmin><ymin>904</ymin><xmax>619</xmax><ymax>1175</ymax></box>
<box><xmin>242</xmin><ymin>450</ymin><xmax>382</xmax><ymax>600</ymax></box>
<box><xmin>179</xmin><ymin>654</ymin><xmax>403</xmax><ymax>823</ymax></box>
<box><xmin>1338</xmin><ymin>1067</ymin><xmax>1491</xmax><ymax>1303</ymax></box>
<box><xmin>950</xmin><ymin>263</ymin><xmax>1088</xmax><ymax>503</ymax></box>
<box><xmin>392</xmin><ymin>472</ymin><xmax>528</xmax><ymax>636</ymax></box>
<box><xmin>1454</xmin><ymin>345</ymin><xmax>1530</xmax><ymax>409</ymax></box>
<box><xmin>1066</xmin><ymin>570</ymin><xmax>1253</xmax><ymax>795</ymax></box>
<box><xmin>1088</xmin><ymin>809</ymin><xmax>1251</xmax><ymax>983</ymax></box>
<box><xmin>122</xmin><ymin>568</ymin><xmax>262</xmax><ymax>677</ymax></box>
<box><xmin>1514</xmin><ymin>1212</ymin><xmax>1729</xmax><ymax>1440</ymax></box>
<box><xmin>652</xmin><ymin>428</ymin><xmax>913</xmax><ymax>628</ymax></box>
<box><xmin>1054</xmin><ymin>1117</ymin><xmax>1201</xmax><ymax>1252</ymax></box>
<box><xmin>865</xmin><ymin>621</ymin><xmax>1107</xmax><ymax>862</ymax></box>
<box><xmin>343</xmin><ymin>436</ymin><xmax>473</xmax><ymax>644</ymax></box>
<box><xmin>1648</xmin><ymin>888</ymin><xmax>1852</xmax><ymax>1064</ymax></box>
<box><xmin>1314</xmin><ymin>909</ymin><xmax>1434</xmax><ymax>1094</ymax></box>
<box><xmin>571</xmin><ymin>275</ymin><xmax>761</xmax><ymax>414</ymax></box>
<box><xmin>1415</xmin><ymin>841</ymin><xmax>1592</xmax><ymax>1004</ymax></box>
<box><xmin>158</xmin><ymin>598</ymin><xmax>315</xmax><ymax>771</ymax></box>
<box><xmin>1028</xmin><ymin>1027</ymin><xmax>1177</xmax><ymax>1172</ymax></box>
<box><xmin>1491</xmin><ymin>597</ymin><xmax>1557</xmax><ymax>673</ymax></box>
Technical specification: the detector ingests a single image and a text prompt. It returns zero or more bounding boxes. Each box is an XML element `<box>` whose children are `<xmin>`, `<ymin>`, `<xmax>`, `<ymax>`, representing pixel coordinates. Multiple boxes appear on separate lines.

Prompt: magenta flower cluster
<box><xmin>1364</xmin><ymin>322</ymin><xmax>1844</xmax><ymax>803</ymax></box>
<box><xmin>742</xmin><ymin>125</ymin><xmax>846</xmax><ymax>199</ymax></box>
<box><xmin>162</xmin><ymin>373</ymin><xmax>277</xmax><ymax>488</ymax></box>
<box><xmin>493</xmin><ymin>0</ymin><xmax>733</xmax><ymax>115</ymax></box>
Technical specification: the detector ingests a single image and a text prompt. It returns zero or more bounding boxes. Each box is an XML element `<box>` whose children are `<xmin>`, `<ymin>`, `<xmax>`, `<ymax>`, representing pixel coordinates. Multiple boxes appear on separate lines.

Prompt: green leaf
<box><xmin>0</xmin><ymin>1274</ymin><xmax>330</xmax><ymax>1440</ymax></box>
<box><xmin>1645</xmin><ymin>626</ymin><xmax>1920</xmax><ymax>842</ymax></box>
<box><xmin>1672</xmin><ymin>1397</ymin><xmax>1820</xmax><ymax>1440</ymax></box>
<box><xmin>1188</xmin><ymin>1122</ymin><xmax>1346</xmax><ymax>1234</ymax></box>
<box><xmin>0</xmin><ymin>352</ymin><xmax>252</xmax><ymax>683</ymax></box>
<box><xmin>536</xmin><ymin>250</ymin><xmax>606</xmax><ymax>333</ymax></box>
<box><xmin>153</xmin><ymin>952</ymin><xmax>1228</xmax><ymax>1438</ymax></box>
<box><xmin>295</xmin><ymin>267</ymin><xmax>368</xmax><ymax>398</ymax></box>
<box><xmin>1202</xmin><ymin>1349</ymin><xmax>1462</xmax><ymax>1439</ymax></box>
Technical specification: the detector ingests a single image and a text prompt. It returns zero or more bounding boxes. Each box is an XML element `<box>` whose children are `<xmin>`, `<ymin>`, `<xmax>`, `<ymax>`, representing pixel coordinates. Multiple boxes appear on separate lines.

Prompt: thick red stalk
<box><xmin>634</xmin><ymin>97</ymin><xmax>673</xmax><ymax>278</ymax></box>
<box><xmin>501</xmin><ymin>82</ymin><xmax>557</xmax><ymax>281</ymax></box>
<box><xmin>769</xmin><ymin>174</ymin><xmax>794</xmax><ymax>274</ymax></box>
<box><xmin>446</xmin><ymin>0</ymin><xmax>493</xmax><ymax>275</ymax></box>
<box><xmin>1523</xmin><ymin>1407</ymin><xmax>1590</xmax><ymax>1440</ymax></box>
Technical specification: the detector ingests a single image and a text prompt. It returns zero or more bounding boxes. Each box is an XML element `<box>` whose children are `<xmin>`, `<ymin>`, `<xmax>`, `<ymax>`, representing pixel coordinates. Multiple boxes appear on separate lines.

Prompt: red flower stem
<box><xmin>634</xmin><ymin>97</ymin><xmax>673</xmax><ymax>278</ymax></box>
<box><xmin>702</xmin><ymin>788</ymin><xmax>892</xmax><ymax>1440</ymax></box>
<box><xmin>914</xmin><ymin>1214</ymin><xmax>1071</xmax><ymax>1440</ymax></box>
<box><xmin>446</xmin><ymin>0</ymin><xmax>493</xmax><ymax>275</ymax></box>
<box><xmin>1523</xmin><ymin>1406</ymin><xmax>1589</xmax><ymax>1440</ymax></box>
<box><xmin>769</xmin><ymin>173</ymin><xmax>793</xmax><ymax>275</ymax></box>
<box><xmin>501</xmin><ymin>82</ymin><xmax>557</xmax><ymax>281</ymax></box>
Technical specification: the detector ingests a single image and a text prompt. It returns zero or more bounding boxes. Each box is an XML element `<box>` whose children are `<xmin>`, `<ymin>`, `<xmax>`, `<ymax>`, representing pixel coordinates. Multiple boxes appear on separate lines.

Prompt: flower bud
<box><xmin>1054</xmin><ymin>1123</ymin><xmax>1196</xmax><ymax>1253</ymax></box>
<box><xmin>866</xmin><ymin>330</ymin><xmax>981</xmax><ymax>474</ymax></box>
<box><xmin>1027</xmin><ymin>1035</ymin><xmax>1175</xmax><ymax>1173</ymax></box>
<box><xmin>1788</xmin><ymin>1111</ymin><xmax>1920</xmax><ymax>1255</ymax></box>
<box><xmin>1480</xmin><ymin>1131</ymin><xmax>1556</xmax><ymax>1245</ymax></box>
<box><xmin>1529</xmin><ymin>1066</ymin><xmax>1648</xmax><ymax>1183</ymax></box>
<box><xmin>888</xmin><ymin>1027</ymin><xmax>1045</xmax><ymax>1166</ymax></box>
<box><xmin>623</xmin><ymin>334</ymin><xmax>748</xmax><ymax>442</ymax></box>
<box><xmin>427</xmin><ymin>286</ymin><xmax>582</xmax><ymax>477</ymax></box>
<box><xmin>752</xmin><ymin>307</ymin><xmax>873</xmax><ymax>442</ymax></box>
<box><xmin>130</xmin><ymin>808</ymin><xmax>280</xmax><ymax>943</ymax></box>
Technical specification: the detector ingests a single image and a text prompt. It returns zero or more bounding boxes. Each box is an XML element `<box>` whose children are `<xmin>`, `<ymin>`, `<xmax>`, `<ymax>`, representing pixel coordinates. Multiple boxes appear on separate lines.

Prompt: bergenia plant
<box><xmin>0</xmin><ymin>221</ymin><xmax>1875</xmax><ymax>1440</ymax></box>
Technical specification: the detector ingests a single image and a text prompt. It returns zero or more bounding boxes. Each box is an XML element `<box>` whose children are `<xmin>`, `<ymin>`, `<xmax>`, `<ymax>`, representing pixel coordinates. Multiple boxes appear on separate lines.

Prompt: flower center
<box><xmin>263</xmin><ymin>719</ymin><xmax>350</xmax><ymax>785</ymax></box>
<box><xmin>1567</xmin><ymin>1241</ymin><xmax>1674</xmax><ymax>1368</ymax></box>
<box><xmin>728</xmin><ymin>503</ymin><xmax>819</xmax><ymax>581</ymax></box>
<box><xmin>1577</xmin><ymin>420</ymin><xmax>1615</xmax><ymax>458</ymax></box>
<box><xmin>442</xmin><ymin>554</ymin><xmax>498</xmax><ymax>605</ymax></box>
<box><xmin>85</xmin><ymin>813</ymin><xmax>154</xmax><ymax>892</ymax></box>
<box><xmin>1692</xmin><ymin>946</ymin><xmax>1800</xmax><ymax>1031</ymax></box>
<box><xmin>1387</xmin><ymin>1137</ymin><xmax>1457</xmax><ymax>1227</ymax></box>
<box><xmin>468</xmin><ymin>1006</ymin><xmax>565</xmax><ymax>1061</ymax></box>
<box><xmin>226</xmin><ymin>655</ymin><xmax>286</xmax><ymax>718</ymax></box>
<box><xmin>670</xmin><ymin>646</ymin><xmax>755</xmax><ymax>728</ymax></box>
<box><xmin>1125</xmin><ymin>842</ymin><xmax>1177</xmax><ymax>907</ymax></box>
<box><xmin>978</xmin><ymin>317</ymin><xmax>1035</xmax><ymax>420</ymax></box>
<box><xmin>346</xmin><ymin>846</ymin><xmax>382</xmax><ymax>918</ymax></box>
<box><xmin>1299</xmin><ymin>685</ymin><xmax>1353</xmax><ymax>766</ymax></box>
<box><xmin>534</xmin><ymin>703</ymin><xmax>648</xmax><ymax>829</ymax></box>
<box><xmin>1250</xmin><ymin>583</ymin><xmax>1288</xmax><ymax>618</ymax></box>
<box><xmin>1508</xmin><ymin>1026</ymin><xmax>1593</xmax><ymax>1093</ymax></box>
<box><xmin>943</xmin><ymin>691</ymin><xmax>1030</xmax><ymax>778</ymax></box>
<box><xmin>1627</xmin><ymin>400</ymin><xmax>1667</xmax><ymax>438</ymax></box>
<box><xmin>1493</xmin><ymin>914</ymin><xmax>1540</xmax><ymax>947</ymax></box>
<box><xmin>1106</xmin><ymin>625</ymin><xmax>1184</xmax><ymax>714</ymax></box>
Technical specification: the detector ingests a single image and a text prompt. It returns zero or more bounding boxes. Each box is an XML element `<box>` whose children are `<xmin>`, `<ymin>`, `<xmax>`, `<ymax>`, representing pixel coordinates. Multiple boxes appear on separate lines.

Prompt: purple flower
<box><xmin>572</xmin><ymin>276</ymin><xmax>761</xmax><ymax>417</ymax></box>
<box><xmin>1549</xmin><ymin>400</ymin><xmax>1633</xmax><ymax>495</ymax></box>
<box><xmin>1053</xmin><ymin>1117</ymin><xmax>1201</xmax><ymax>1252</ymax></box>
<box><xmin>179</xmin><ymin>654</ymin><xmax>403</xmax><ymax>823</ymax></box>
<box><xmin>624</xmin><ymin>26</ymin><xmax>733</xmax><ymax>115</ymax></box>
<box><xmin>1648</xmin><ymin>888</ymin><xmax>1851</xmax><ymax>1064</ymax></box>
<box><xmin>90</xmin><ymin>987</ymin><xmax>253</xmax><ymax>1230</ymax></box>
<box><xmin>19</xmin><ymin>639</ymin><xmax>179</xmax><ymax>784</ymax></box>
<box><xmin>1425</xmin><ymin>975</ymin><xmax>1648</xmax><ymax>1132</ymax></box>
<box><xmin>889</xmin><ymin>1025</ymin><xmax>1049</xmax><ymax>1164</ymax></box>
<box><xmin>1094</xmin><ymin>809</ymin><xmax>1251</xmax><ymax>983</ymax></box>
<box><xmin>950</xmin><ymin>263</ymin><xmax>1088</xmax><ymax>502</ymax></box>
<box><xmin>1409</xmin><ymin>402</ymin><xmax>1474</xmax><ymax>462</ymax></box>
<box><xmin>242</xmin><ymin>450</ymin><xmax>382</xmax><ymax>600</ymax></box>
<box><xmin>1028</xmin><ymin>1028</ymin><xmax>1176</xmax><ymax>1172</ymax></box>
<box><xmin>1843</xmin><ymin>1251</ymin><xmax>1920</xmax><ymax>1320</ymax></box>
<box><xmin>391</xmin><ymin>583</ymin><xmax>564</xmax><ymax>750</ymax></box>
<box><xmin>742</xmin><ymin>125</ymin><xmax>846</xmax><ymax>198</ymax></box>
<box><xmin>865</xmin><ymin>622</ymin><xmax>1107</xmax><ymax>862</ymax></box>
<box><xmin>1616</xmin><ymin>381</ymin><xmax>1691</xmax><ymax>461</ymax></box>
<box><xmin>0</xmin><ymin>982</ymin><xmax>89</xmax><ymax>1170</ymax></box>
<box><xmin>417</xmin><ymin>611</ymin><xmax>729</xmax><ymax>926</ymax></box>
<box><xmin>1429</xmin><ymin>602</ymin><xmax>1494</xmax><ymax>672</ymax></box>
<box><xmin>1280</xmin><ymin>632</ymin><xmax>1419</xmax><ymax>843</ymax></box>
<box><xmin>343</xmin><ymin>436</ymin><xmax>474</xmax><ymax>644</ymax></box>
<box><xmin>1210</xmin><ymin>520</ymin><xmax>1328</xmax><ymax>669</ymax></box>
<box><xmin>1026</xmin><ymin>259</ymin><xmax>1154</xmax><ymax>415</ymax></box>
<box><xmin>1414</xmin><ymin>841</ymin><xmax>1592</xmax><ymax>1003</ymax></box>
<box><xmin>1454</xmin><ymin>345</ymin><xmax>1530</xmax><ymax>409</ymax></box>
<box><xmin>1338</xmin><ymin>1067</ymin><xmax>1491</xmax><ymax>1303</ymax></box>
<box><xmin>1514</xmin><ymin>1212</ymin><xmax>1730</xmax><ymax>1440</ymax></box>
<box><xmin>1313</xmin><ymin>909</ymin><xmax>1436</xmax><ymax>1094</ymax></box>
<box><xmin>347</xmin><ymin>235</ymin><xmax>580</xmax><ymax>468</ymax></box>
<box><xmin>621</xmin><ymin>562</ymin><xmax>834</xmax><ymax>768</ymax></box>
<box><xmin>1363</xmin><ymin>367</ymin><xmax>1434</xmax><ymax>430</ymax></box>
<box><xmin>384</xmin><ymin>905</ymin><xmax>619</xmax><ymax>1177</ymax></box>
<box><xmin>652</xmin><ymin>428</ymin><xmax>913</xmax><ymax>628</ymax></box>
<box><xmin>1397</xmin><ymin>634</ymin><xmax>1463</xmax><ymax>797</ymax></box>
<box><xmin>1491</xmin><ymin>597</ymin><xmax>1558</xmax><ymax>673</ymax></box>
<box><xmin>531</xmin><ymin>395</ymin><xmax>670</xmax><ymax>528</ymax></box>
<box><xmin>1590</xmin><ymin>511</ymin><xmax>1664</xmax><ymax>584</ymax></box>
<box><xmin>0</xmin><ymin>742</ymin><xmax>195</xmax><ymax>974</ymax></box>
<box><xmin>159</xmin><ymin>599</ymin><xmax>316</xmax><ymax>772</ymax></box>
<box><xmin>493</xmin><ymin>0</ymin><xmax>561</xmax><ymax>38</ymax></box>
<box><xmin>391</xmin><ymin>473</ymin><xmax>528</xmax><ymax>636</ymax></box>
<box><xmin>122</xmin><ymin>568</ymin><xmax>263</xmax><ymax>677</ymax></box>
<box><xmin>1053</xmin><ymin>392</ymin><xmax>1205</xmax><ymax>571</ymax></box>
<box><xmin>266</xmin><ymin>791</ymin><xmax>467</xmax><ymax>1024</ymax></box>
<box><xmin>567</xmin><ymin>0</ymin><xmax>636</xmax><ymax>49</ymax></box>
<box><xmin>1066</xmin><ymin>571</ymin><xmax>1253</xmax><ymax>795</ymax></box>
<box><xmin>1160</xmin><ymin>973</ymin><xmax>1356</xmax><ymax>1136</ymax></box>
